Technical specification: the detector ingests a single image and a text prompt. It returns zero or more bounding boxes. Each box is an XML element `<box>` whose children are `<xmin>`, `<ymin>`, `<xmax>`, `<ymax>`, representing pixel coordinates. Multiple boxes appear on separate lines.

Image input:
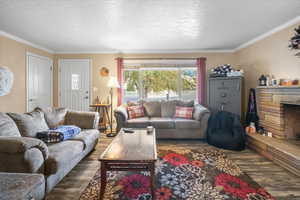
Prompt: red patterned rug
<box><xmin>80</xmin><ymin>146</ymin><xmax>274</xmax><ymax>200</ymax></box>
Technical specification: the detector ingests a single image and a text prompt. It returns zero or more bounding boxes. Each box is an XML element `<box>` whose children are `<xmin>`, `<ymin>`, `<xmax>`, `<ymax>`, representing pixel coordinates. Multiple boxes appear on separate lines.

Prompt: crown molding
<box><xmin>55</xmin><ymin>49</ymin><xmax>235</xmax><ymax>54</ymax></box>
<box><xmin>119</xmin><ymin>49</ymin><xmax>235</xmax><ymax>54</ymax></box>
<box><xmin>55</xmin><ymin>50</ymin><xmax>120</xmax><ymax>54</ymax></box>
<box><xmin>0</xmin><ymin>30</ymin><xmax>54</xmax><ymax>54</ymax></box>
<box><xmin>234</xmin><ymin>16</ymin><xmax>300</xmax><ymax>52</ymax></box>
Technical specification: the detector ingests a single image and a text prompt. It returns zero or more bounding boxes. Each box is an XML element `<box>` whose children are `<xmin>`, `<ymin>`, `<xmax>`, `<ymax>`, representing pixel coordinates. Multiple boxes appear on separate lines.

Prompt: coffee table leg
<box><xmin>150</xmin><ymin>162</ymin><xmax>156</xmax><ymax>200</ymax></box>
<box><xmin>100</xmin><ymin>162</ymin><xmax>107</xmax><ymax>200</ymax></box>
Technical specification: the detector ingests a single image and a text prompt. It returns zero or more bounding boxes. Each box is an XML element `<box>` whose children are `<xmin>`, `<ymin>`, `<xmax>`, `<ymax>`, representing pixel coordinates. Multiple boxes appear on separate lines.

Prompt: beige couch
<box><xmin>0</xmin><ymin>108</ymin><xmax>100</xmax><ymax>195</ymax></box>
<box><xmin>115</xmin><ymin>100</ymin><xmax>210</xmax><ymax>139</ymax></box>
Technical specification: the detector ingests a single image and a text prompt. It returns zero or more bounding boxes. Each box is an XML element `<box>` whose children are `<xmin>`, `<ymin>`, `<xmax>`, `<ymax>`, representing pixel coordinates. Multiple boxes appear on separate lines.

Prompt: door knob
<box><xmin>84</xmin><ymin>96</ymin><xmax>89</xmax><ymax>99</ymax></box>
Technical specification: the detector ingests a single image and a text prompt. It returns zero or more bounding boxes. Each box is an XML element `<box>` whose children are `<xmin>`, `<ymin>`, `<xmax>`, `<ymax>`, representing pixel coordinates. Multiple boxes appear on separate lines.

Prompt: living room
<box><xmin>0</xmin><ymin>0</ymin><xmax>300</xmax><ymax>200</ymax></box>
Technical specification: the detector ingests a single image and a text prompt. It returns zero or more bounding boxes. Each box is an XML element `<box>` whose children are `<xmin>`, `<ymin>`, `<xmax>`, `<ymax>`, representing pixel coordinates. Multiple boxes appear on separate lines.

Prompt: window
<box><xmin>123</xmin><ymin>65</ymin><xmax>197</xmax><ymax>103</ymax></box>
<box><xmin>71</xmin><ymin>74</ymin><xmax>80</xmax><ymax>90</ymax></box>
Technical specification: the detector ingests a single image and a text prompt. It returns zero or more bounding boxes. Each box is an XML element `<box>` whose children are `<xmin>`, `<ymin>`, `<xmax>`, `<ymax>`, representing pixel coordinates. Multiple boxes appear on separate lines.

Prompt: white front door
<box><xmin>59</xmin><ymin>59</ymin><xmax>90</xmax><ymax>111</ymax></box>
<box><xmin>27</xmin><ymin>53</ymin><xmax>53</xmax><ymax>112</ymax></box>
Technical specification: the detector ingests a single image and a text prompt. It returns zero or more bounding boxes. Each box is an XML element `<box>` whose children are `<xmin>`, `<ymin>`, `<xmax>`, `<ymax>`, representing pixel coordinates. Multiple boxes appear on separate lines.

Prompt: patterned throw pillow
<box><xmin>174</xmin><ymin>106</ymin><xmax>194</xmax><ymax>119</ymax></box>
<box><xmin>127</xmin><ymin>105</ymin><xmax>145</xmax><ymax>119</ymax></box>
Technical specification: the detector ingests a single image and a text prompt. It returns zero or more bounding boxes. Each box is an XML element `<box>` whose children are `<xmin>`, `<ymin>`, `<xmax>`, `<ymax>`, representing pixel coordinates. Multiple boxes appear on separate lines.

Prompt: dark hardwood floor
<box><xmin>46</xmin><ymin>132</ymin><xmax>300</xmax><ymax>200</ymax></box>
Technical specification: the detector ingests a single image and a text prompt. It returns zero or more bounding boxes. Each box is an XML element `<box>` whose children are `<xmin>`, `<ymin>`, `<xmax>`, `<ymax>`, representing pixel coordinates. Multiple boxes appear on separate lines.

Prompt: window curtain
<box><xmin>116</xmin><ymin>57</ymin><xmax>124</xmax><ymax>106</ymax></box>
<box><xmin>196</xmin><ymin>57</ymin><xmax>206</xmax><ymax>105</ymax></box>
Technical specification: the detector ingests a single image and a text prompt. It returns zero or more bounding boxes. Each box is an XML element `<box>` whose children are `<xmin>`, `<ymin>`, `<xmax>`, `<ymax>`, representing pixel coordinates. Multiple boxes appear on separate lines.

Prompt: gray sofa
<box><xmin>0</xmin><ymin>107</ymin><xmax>100</xmax><ymax>197</ymax></box>
<box><xmin>0</xmin><ymin>172</ymin><xmax>45</xmax><ymax>200</ymax></box>
<box><xmin>115</xmin><ymin>100</ymin><xmax>210</xmax><ymax>139</ymax></box>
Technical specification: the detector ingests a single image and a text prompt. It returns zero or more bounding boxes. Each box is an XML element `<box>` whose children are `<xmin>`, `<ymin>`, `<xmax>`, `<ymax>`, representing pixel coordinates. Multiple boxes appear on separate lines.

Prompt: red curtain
<box><xmin>116</xmin><ymin>57</ymin><xmax>124</xmax><ymax>106</ymax></box>
<box><xmin>196</xmin><ymin>57</ymin><xmax>207</xmax><ymax>105</ymax></box>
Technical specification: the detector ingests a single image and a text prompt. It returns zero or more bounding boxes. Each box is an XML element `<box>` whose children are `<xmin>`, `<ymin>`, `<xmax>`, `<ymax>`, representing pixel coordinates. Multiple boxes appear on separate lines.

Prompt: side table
<box><xmin>90</xmin><ymin>104</ymin><xmax>111</xmax><ymax>132</ymax></box>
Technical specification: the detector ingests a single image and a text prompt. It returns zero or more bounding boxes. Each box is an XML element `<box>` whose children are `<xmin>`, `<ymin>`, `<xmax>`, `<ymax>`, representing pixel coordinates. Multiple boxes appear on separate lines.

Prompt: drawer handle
<box><xmin>221</xmin><ymin>93</ymin><xmax>227</xmax><ymax>97</ymax></box>
<box><xmin>220</xmin><ymin>102</ymin><xmax>226</xmax><ymax>110</ymax></box>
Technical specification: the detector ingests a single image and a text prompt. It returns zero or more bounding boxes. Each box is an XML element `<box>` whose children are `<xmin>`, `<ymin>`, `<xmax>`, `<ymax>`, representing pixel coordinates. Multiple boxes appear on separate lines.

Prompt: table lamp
<box><xmin>107</xmin><ymin>76</ymin><xmax>120</xmax><ymax>137</ymax></box>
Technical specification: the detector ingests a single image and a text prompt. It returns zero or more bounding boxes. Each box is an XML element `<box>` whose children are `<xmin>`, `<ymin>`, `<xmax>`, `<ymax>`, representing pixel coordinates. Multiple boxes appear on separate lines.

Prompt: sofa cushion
<box><xmin>150</xmin><ymin>117</ymin><xmax>175</xmax><ymax>129</ymax></box>
<box><xmin>144</xmin><ymin>101</ymin><xmax>161</xmax><ymax>117</ymax></box>
<box><xmin>8</xmin><ymin>111</ymin><xmax>49</xmax><ymax>138</ymax></box>
<box><xmin>36</xmin><ymin>107</ymin><xmax>67</xmax><ymax>129</ymax></box>
<box><xmin>45</xmin><ymin>140</ymin><xmax>84</xmax><ymax>175</ymax></box>
<box><xmin>0</xmin><ymin>112</ymin><xmax>21</xmax><ymax>137</ymax></box>
<box><xmin>71</xmin><ymin>129</ymin><xmax>99</xmax><ymax>149</ymax></box>
<box><xmin>175</xmin><ymin>118</ymin><xmax>201</xmax><ymax>129</ymax></box>
<box><xmin>161</xmin><ymin>100</ymin><xmax>177</xmax><ymax>117</ymax></box>
<box><xmin>176</xmin><ymin>100</ymin><xmax>194</xmax><ymax>107</ymax></box>
<box><xmin>126</xmin><ymin>117</ymin><xmax>150</xmax><ymax>128</ymax></box>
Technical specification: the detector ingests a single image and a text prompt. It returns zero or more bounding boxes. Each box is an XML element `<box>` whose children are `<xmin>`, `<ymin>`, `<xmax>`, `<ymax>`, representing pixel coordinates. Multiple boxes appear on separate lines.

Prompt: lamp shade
<box><xmin>107</xmin><ymin>76</ymin><xmax>120</xmax><ymax>88</ymax></box>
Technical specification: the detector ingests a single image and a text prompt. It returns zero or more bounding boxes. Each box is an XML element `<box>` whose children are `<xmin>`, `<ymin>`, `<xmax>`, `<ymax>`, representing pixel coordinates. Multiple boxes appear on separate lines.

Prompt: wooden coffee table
<box><xmin>99</xmin><ymin>128</ymin><xmax>157</xmax><ymax>200</ymax></box>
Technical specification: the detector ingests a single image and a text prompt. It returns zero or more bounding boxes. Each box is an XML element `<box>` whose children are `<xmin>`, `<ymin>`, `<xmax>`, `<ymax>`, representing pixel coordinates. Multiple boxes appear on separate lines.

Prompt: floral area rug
<box><xmin>80</xmin><ymin>146</ymin><xmax>274</xmax><ymax>200</ymax></box>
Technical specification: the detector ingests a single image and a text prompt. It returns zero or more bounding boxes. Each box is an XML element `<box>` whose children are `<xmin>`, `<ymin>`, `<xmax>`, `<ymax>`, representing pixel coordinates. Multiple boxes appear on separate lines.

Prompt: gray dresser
<box><xmin>208</xmin><ymin>77</ymin><xmax>243</xmax><ymax>117</ymax></box>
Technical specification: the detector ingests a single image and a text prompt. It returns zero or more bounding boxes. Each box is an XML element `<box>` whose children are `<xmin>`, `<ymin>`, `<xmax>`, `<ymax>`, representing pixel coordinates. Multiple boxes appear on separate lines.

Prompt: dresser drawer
<box><xmin>214</xmin><ymin>79</ymin><xmax>240</xmax><ymax>91</ymax></box>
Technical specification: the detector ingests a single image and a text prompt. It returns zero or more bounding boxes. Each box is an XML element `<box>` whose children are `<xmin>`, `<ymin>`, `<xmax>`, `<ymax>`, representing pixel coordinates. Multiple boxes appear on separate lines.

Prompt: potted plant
<box><xmin>289</xmin><ymin>25</ymin><xmax>300</xmax><ymax>57</ymax></box>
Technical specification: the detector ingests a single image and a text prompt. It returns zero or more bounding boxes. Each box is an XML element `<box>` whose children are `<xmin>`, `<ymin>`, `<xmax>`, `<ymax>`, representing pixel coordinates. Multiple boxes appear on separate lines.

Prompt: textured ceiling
<box><xmin>0</xmin><ymin>0</ymin><xmax>299</xmax><ymax>53</ymax></box>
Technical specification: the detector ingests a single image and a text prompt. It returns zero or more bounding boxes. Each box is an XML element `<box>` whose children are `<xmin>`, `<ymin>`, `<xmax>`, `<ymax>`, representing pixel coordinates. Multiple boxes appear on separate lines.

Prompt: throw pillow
<box><xmin>0</xmin><ymin>112</ymin><xmax>21</xmax><ymax>137</ymax></box>
<box><xmin>8</xmin><ymin>110</ymin><xmax>49</xmax><ymax>138</ymax></box>
<box><xmin>143</xmin><ymin>101</ymin><xmax>161</xmax><ymax>117</ymax></box>
<box><xmin>174</xmin><ymin>106</ymin><xmax>194</xmax><ymax>119</ymax></box>
<box><xmin>161</xmin><ymin>100</ymin><xmax>177</xmax><ymax>117</ymax></box>
<box><xmin>36</xmin><ymin>107</ymin><xmax>68</xmax><ymax>129</ymax></box>
<box><xmin>127</xmin><ymin>105</ymin><xmax>145</xmax><ymax>119</ymax></box>
<box><xmin>176</xmin><ymin>100</ymin><xmax>195</xmax><ymax>107</ymax></box>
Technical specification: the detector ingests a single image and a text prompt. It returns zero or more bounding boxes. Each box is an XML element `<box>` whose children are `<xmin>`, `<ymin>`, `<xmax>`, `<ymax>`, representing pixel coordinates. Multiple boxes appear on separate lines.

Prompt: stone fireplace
<box><xmin>257</xmin><ymin>86</ymin><xmax>300</xmax><ymax>139</ymax></box>
<box><xmin>247</xmin><ymin>86</ymin><xmax>300</xmax><ymax>177</ymax></box>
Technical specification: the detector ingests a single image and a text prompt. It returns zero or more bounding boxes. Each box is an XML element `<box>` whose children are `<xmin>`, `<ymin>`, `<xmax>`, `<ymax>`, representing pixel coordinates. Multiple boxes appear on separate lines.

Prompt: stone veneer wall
<box><xmin>256</xmin><ymin>86</ymin><xmax>300</xmax><ymax>139</ymax></box>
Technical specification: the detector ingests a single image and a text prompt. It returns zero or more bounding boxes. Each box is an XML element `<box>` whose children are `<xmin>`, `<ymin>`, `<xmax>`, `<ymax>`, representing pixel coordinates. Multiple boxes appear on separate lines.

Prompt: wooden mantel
<box><xmin>256</xmin><ymin>86</ymin><xmax>300</xmax><ymax>139</ymax></box>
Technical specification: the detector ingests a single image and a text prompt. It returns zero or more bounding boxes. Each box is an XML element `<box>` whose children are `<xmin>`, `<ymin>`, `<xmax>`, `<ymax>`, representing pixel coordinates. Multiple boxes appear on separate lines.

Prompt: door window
<box><xmin>71</xmin><ymin>74</ymin><xmax>80</xmax><ymax>90</ymax></box>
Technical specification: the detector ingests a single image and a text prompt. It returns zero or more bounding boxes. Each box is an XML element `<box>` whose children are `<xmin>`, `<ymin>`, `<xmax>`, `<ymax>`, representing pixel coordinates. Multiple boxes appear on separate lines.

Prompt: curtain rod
<box><xmin>117</xmin><ymin>58</ymin><xmax>198</xmax><ymax>60</ymax></box>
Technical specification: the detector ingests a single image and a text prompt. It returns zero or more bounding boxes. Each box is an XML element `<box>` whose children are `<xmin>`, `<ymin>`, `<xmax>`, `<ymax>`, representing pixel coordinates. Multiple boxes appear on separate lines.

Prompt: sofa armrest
<box><xmin>0</xmin><ymin>137</ymin><xmax>48</xmax><ymax>173</ymax></box>
<box><xmin>193</xmin><ymin>104</ymin><xmax>210</xmax><ymax>121</ymax></box>
<box><xmin>65</xmin><ymin>111</ymin><xmax>100</xmax><ymax>129</ymax></box>
<box><xmin>114</xmin><ymin>105</ymin><xmax>128</xmax><ymax>120</ymax></box>
<box><xmin>0</xmin><ymin>137</ymin><xmax>49</xmax><ymax>159</ymax></box>
<box><xmin>114</xmin><ymin>105</ymin><xmax>128</xmax><ymax>133</ymax></box>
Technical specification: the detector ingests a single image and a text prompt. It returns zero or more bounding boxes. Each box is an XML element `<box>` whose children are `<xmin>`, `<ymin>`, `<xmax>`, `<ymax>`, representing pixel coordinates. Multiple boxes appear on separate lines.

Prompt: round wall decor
<box><xmin>0</xmin><ymin>66</ymin><xmax>14</xmax><ymax>96</ymax></box>
<box><xmin>100</xmin><ymin>67</ymin><xmax>109</xmax><ymax>77</ymax></box>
